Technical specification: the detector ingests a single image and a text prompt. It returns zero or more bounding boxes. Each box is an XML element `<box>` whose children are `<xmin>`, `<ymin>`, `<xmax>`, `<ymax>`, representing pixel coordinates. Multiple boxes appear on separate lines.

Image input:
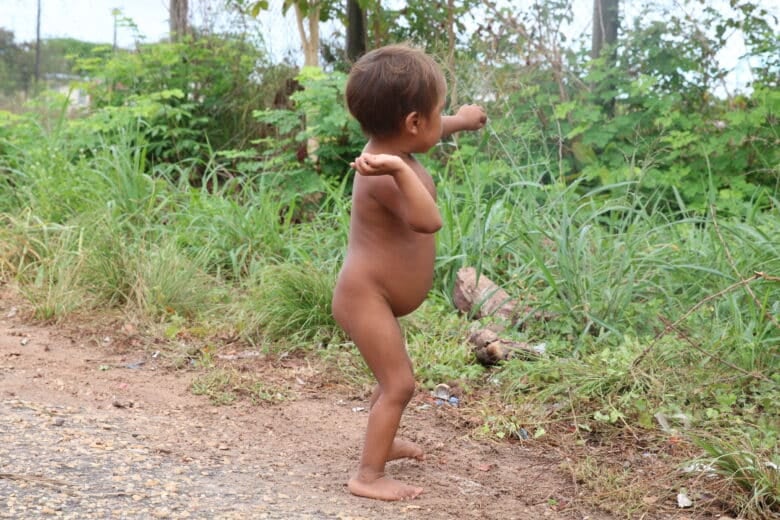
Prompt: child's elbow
<box><xmin>411</xmin><ymin>216</ymin><xmax>443</xmax><ymax>234</ymax></box>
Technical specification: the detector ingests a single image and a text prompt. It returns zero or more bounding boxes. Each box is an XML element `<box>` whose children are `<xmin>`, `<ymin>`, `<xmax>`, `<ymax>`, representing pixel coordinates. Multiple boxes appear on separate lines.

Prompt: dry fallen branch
<box><xmin>453</xmin><ymin>267</ymin><xmax>521</xmax><ymax>327</ymax></box>
<box><xmin>468</xmin><ymin>328</ymin><xmax>538</xmax><ymax>366</ymax></box>
<box><xmin>632</xmin><ymin>272</ymin><xmax>780</xmax><ymax>369</ymax></box>
<box><xmin>452</xmin><ymin>267</ymin><xmax>553</xmax><ymax>331</ymax></box>
<box><xmin>453</xmin><ymin>267</ymin><xmax>549</xmax><ymax>366</ymax></box>
<box><xmin>710</xmin><ymin>205</ymin><xmax>780</xmax><ymax>330</ymax></box>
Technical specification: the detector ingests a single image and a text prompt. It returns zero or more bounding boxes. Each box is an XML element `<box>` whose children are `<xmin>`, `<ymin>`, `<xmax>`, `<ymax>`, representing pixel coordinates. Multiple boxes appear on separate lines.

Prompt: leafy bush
<box><xmin>470</xmin><ymin>1</ymin><xmax>779</xmax><ymax>216</ymax></box>
<box><xmin>252</xmin><ymin>66</ymin><xmax>364</xmax><ymax>199</ymax></box>
<box><xmin>74</xmin><ymin>33</ymin><xmax>298</xmax><ymax>167</ymax></box>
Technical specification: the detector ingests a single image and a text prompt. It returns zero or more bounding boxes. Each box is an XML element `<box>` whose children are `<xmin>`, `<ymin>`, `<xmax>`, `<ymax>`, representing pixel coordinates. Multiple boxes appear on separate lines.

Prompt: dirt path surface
<box><xmin>0</xmin><ymin>293</ymin><xmax>624</xmax><ymax>520</ymax></box>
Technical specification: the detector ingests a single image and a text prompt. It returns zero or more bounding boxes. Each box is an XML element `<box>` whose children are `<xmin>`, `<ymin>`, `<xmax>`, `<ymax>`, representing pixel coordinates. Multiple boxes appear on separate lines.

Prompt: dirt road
<box><xmin>0</xmin><ymin>294</ymin><xmax>619</xmax><ymax>519</ymax></box>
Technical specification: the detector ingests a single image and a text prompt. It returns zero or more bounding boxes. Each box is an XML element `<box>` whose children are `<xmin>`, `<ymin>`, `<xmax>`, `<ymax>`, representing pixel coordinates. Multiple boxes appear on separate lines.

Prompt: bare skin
<box><xmin>369</xmin><ymin>386</ymin><xmax>426</xmax><ymax>462</ymax></box>
<box><xmin>332</xmin><ymin>101</ymin><xmax>486</xmax><ymax>502</ymax></box>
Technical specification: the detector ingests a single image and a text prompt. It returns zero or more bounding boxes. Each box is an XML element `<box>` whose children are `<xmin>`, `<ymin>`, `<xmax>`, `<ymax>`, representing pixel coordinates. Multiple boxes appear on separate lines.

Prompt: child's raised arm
<box><xmin>351</xmin><ymin>153</ymin><xmax>442</xmax><ymax>234</ymax></box>
<box><xmin>441</xmin><ymin>104</ymin><xmax>487</xmax><ymax>139</ymax></box>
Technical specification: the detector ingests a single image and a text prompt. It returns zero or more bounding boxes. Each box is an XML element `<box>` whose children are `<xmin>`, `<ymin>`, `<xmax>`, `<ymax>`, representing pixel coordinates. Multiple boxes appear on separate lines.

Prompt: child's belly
<box><xmin>337</xmin><ymin>238</ymin><xmax>435</xmax><ymax>317</ymax></box>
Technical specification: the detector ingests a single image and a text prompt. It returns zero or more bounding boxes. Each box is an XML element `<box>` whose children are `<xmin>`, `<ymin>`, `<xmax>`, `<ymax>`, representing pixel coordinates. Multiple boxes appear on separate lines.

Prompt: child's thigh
<box><xmin>334</xmin><ymin>289</ymin><xmax>412</xmax><ymax>382</ymax></box>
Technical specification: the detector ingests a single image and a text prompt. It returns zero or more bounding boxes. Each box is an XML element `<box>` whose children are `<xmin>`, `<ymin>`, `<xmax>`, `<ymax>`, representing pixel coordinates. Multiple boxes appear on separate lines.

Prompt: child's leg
<box><xmin>334</xmin><ymin>293</ymin><xmax>423</xmax><ymax>501</ymax></box>
<box><xmin>368</xmin><ymin>386</ymin><xmax>424</xmax><ymax>461</ymax></box>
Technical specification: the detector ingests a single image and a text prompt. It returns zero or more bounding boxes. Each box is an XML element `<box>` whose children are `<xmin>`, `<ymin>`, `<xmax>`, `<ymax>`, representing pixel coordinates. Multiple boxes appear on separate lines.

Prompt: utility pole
<box><xmin>112</xmin><ymin>8</ymin><xmax>121</xmax><ymax>51</ymax></box>
<box><xmin>34</xmin><ymin>0</ymin><xmax>41</xmax><ymax>86</ymax></box>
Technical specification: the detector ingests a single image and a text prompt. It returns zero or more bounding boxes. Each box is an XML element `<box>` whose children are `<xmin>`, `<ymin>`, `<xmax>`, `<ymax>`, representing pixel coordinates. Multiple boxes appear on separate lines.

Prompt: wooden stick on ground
<box><xmin>453</xmin><ymin>267</ymin><xmax>546</xmax><ymax>365</ymax></box>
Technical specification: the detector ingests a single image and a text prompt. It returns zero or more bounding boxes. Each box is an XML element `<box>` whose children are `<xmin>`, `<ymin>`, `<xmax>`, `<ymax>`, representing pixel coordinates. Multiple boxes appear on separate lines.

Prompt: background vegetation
<box><xmin>1</xmin><ymin>0</ymin><xmax>778</xmax><ymax>517</ymax></box>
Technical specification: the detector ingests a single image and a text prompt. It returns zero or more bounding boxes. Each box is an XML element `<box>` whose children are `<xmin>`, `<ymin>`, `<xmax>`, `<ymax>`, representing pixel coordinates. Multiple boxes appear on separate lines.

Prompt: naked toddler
<box><xmin>331</xmin><ymin>44</ymin><xmax>487</xmax><ymax>501</ymax></box>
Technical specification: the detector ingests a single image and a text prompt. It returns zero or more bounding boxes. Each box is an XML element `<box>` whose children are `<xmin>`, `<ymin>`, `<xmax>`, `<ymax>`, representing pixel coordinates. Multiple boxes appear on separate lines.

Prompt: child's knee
<box><xmin>384</xmin><ymin>376</ymin><xmax>416</xmax><ymax>406</ymax></box>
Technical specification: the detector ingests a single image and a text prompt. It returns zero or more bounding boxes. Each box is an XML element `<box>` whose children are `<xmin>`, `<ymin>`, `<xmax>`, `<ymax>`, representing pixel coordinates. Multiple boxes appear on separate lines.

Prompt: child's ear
<box><xmin>404</xmin><ymin>111</ymin><xmax>421</xmax><ymax>135</ymax></box>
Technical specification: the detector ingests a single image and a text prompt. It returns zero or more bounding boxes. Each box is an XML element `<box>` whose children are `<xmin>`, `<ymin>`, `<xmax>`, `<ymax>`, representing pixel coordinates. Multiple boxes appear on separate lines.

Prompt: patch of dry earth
<box><xmin>0</xmin><ymin>290</ymin><xmax>687</xmax><ymax>519</ymax></box>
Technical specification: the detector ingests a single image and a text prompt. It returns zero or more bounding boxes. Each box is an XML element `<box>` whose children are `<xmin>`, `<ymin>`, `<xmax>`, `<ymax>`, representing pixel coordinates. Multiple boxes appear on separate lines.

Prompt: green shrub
<box><xmin>240</xmin><ymin>262</ymin><xmax>339</xmax><ymax>346</ymax></box>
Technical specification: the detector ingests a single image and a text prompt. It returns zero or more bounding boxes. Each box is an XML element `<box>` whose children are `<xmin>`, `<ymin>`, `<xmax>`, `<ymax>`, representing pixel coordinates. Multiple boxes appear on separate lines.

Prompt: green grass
<box><xmin>696</xmin><ymin>436</ymin><xmax>780</xmax><ymax>519</ymax></box>
<box><xmin>1</xmin><ymin>94</ymin><xmax>778</xmax><ymax>519</ymax></box>
<box><xmin>403</xmin><ymin>299</ymin><xmax>486</xmax><ymax>390</ymax></box>
<box><xmin>238</xmin><ymin>262</ymin><xmax>340</xmax><ymax>347</ymax></box>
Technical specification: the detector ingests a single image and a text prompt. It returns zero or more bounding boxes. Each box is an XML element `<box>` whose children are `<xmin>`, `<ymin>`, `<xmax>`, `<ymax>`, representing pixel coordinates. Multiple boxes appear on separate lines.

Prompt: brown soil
<box><xmin>0</xmin><ymin>286</ymin><xmax>729</xmax><ymax>519</ymax></box>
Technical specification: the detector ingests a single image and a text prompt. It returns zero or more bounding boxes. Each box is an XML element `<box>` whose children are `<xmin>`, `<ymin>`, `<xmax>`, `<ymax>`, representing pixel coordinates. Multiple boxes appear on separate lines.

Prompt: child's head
<box><xmin>346</xmin><ymin>44</ymin><xmax>446</xmax><ymax>139</ymax></box>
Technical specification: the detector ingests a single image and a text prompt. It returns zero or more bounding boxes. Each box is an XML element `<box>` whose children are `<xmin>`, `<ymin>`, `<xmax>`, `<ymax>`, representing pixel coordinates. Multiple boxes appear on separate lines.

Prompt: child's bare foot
<box><xmin>387</xmin><ymin>439</ymin><xmax>425</xmax><ymax>461</ymax></box>
<box><xmin>348</xmin><ymin>475</ymin><xmax>423</xmax><ymax>501</ymax></box>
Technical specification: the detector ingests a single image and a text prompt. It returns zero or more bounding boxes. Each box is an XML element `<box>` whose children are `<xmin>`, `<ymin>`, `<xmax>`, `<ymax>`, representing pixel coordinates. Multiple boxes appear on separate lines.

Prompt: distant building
<box><xmin>45</xmin><ymin>73</ymin><xmax>91</xmax><ymax>112</ymax></box>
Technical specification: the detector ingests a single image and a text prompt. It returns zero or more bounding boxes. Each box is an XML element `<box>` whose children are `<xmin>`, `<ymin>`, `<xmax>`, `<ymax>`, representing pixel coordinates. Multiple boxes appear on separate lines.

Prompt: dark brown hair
<box><xmin>345</xmin><ymin>44</ymin><xmax>446</xmax><ymax>138</ymax></box>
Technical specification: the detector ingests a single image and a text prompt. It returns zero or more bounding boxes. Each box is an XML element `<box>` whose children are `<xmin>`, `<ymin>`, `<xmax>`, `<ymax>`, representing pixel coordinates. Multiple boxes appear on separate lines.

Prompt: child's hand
<box><xmin>454</xmin><ymin>104</ymin><xmax>487</xmax><ymax>131</ymax></box>
<box><xmin>350</xmin><ymin>153</ymin><xmax>407</xmax><ymax>177</ymax></box>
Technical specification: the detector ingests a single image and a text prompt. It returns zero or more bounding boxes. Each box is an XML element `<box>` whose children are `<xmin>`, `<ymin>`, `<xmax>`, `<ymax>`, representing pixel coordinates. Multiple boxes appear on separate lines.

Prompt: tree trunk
<box><xmin>346</xmin><ymin>0</ymin><xmax>366</xmax><ymax>62</ymax></box>
<box><xmin>292</xmin><ymin>3</ymin><xmax>321</xmax><ymax>161</ymax></box>
<box><xmin>591</xmin><ymin>0</ymin><xmax>619</xmax><ymax>115</ymax></box>
<box><xmin>371</xmin><ymin>0</ymin><xmax>383</xmax><ymax>48</ymax></box>
<box><xmin>446</xmin><ymin>0</ymin><xmax>458</xmax><ymax>110</ymax></box>
<box><xmin>294</xmin><ymin>3</ymin><xmax>320</xmax><ymax>68</ymax></box>
<box><xmin>169</xmin><ymin>0</ymin><xmax>189</xmax><ymax>42</ymax></box>
<box><xmin>591</xmin><ymin>0</ymin><xmax>619</xmax><ymax>60</ymax></box>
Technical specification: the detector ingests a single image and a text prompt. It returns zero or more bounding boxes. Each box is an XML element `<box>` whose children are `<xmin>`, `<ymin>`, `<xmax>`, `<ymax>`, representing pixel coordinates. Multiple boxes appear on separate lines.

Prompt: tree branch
<box><xmin>632</xmin><ymin>272</ymin><xmax>778</xmax><ymax>368</ymax></box>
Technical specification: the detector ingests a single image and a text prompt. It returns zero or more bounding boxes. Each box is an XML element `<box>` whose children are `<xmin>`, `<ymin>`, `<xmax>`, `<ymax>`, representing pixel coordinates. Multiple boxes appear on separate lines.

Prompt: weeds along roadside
<box><xmin>433</xmin><ymin>125</ymin><xmax>779</xmax><ymax>518</ymax></box>
<box><xmin>1</xmin><ymin>99</ymin><xmax>779</xmax><ymax>518</ymax></box>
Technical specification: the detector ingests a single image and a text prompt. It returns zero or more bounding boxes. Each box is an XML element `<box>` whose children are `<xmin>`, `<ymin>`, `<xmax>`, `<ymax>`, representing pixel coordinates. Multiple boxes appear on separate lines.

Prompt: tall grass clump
<box><xmin>238</xmin><ymin>262</ymin><xmax>339</xmax><ymax>348</ymax></box>
<box><xmin>280</xmin><ymin>175</ymin><xmax>352</xmax><ymax>267</ymax></box>
<box><xmin>434</xmin><ymin>149</ymin><xmax>536</xmax><ymax>292</ymax></box>
<box><xmin>129</xmin><ymin>238</ymin><xmax>221</xmax><ymax>320</ymax></box>
<box><xmin>436</xmin><ymin>135</ymin><xmax>702</xmax><ymax>342</ymax></box>
<box><xmin>0</xmin><ymin>109</ymin><xmax>231</xmax><ymax>321</ymax></box>
<box><xmin>168</xmin><ymin>169</ymin><xmax>290</xmax><ymax>280</ymax></box>
<box><xmin>3</xmin><ymin>206</ymin><xmax>223</xmax><ymax>322</ymax></box>
<box><xmin>696</xmin><ymin>436</ymin><xmax>780</xmax><ymax>519</ymax></box>
<box><xmin>9</xmin><ymin>216</ymin><xmax>93</xmax><ymax>320</ymax></box>
<box><xmin>0</xmin><ymin>212</ymin><xmax>46</xmax><ymax>281</ymax></box>
<box><xmin>434</xmin><ymin>124</ymin><xmax>778</xmax><ymax>515</ymax></box>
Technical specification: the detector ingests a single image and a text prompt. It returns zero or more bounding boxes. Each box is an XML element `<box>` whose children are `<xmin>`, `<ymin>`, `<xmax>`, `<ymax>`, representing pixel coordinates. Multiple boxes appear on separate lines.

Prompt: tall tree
<box><xmin>592</xmin><ymin>0</ymin><xmax>619</xmax><ymax>115</ymax></box>
<box><xmin>591</xmin><ymin>0</ymin><xmax>619</xmax><ymax>59</ymax></box>
<box><xmin>369</xmin><ymin>0</ymin><xmax>383</xmax><ymax>48</ymax></box>
<box><xmin>240</xmin><ymin>0</ymin><xmax>341</xmax><ymax>69</ymax></box>
<box><xmin>169</xmin><ymin>0</ymin><xmax>189</xmax><ymax>42</ymax></box>
<box><xmin>446</xmin><ymin>0</ymin><xmax>457</xmax><ymax>108</ymax></box>
<box><xmin>346</xmin><ymin>0</ymin><xmax>366</xmax><ymax>62</ymax></box>
<box><xmin>292</xmin><ymin>1</ymin><xmax>320</xmax><ymax>67</ymax></box>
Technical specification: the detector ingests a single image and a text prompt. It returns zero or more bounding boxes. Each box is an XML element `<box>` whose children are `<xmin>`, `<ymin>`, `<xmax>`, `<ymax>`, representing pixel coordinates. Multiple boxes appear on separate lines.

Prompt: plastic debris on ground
<box><xmin>677</xmin><ymin>491</ymin><xmax>693</xmax><ymax>508</ymax></box>
<box><xmin>431</xmin><ymin>383</ymin><xmax>451</xmax><ymax>400</ymax></box>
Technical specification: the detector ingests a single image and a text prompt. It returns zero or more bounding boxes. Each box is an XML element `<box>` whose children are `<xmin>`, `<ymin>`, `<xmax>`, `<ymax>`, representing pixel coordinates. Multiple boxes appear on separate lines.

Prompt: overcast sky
<box><xmin>1</xmin><ymin>0</ymin><xmax>775</xmax><ymax>91</ymax></box>
<box><xmin>1</xmin><ymin>0</ymin><xmax>306</xmax><ymax>60</ymax></box>
<box><xmin>4</xmin><ymin>0</ymin><xmax>173</xmax><ymax>45</ymax></box>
